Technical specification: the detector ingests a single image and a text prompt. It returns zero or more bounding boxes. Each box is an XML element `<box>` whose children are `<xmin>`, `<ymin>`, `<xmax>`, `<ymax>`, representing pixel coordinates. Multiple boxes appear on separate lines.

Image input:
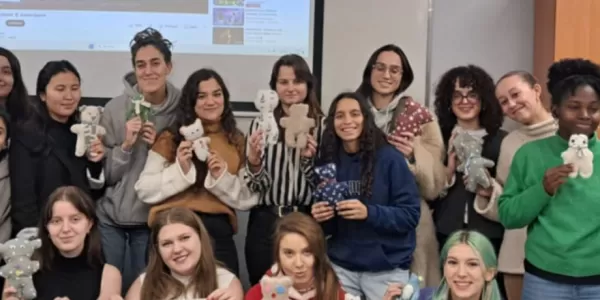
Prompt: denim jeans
<box><xmin>99</xmin><ymin>222</ymin><xmax>149</xmax><ymax>293</ymax></box>
<box><xmin>332</xmin><ymin>263</ymin><xmax>410</xmax><ymax>300</ymax></box>
<box><xmin>522</xmin><ymin>272</ymin><xmax>600</xmax><ymax>300</ymax></box>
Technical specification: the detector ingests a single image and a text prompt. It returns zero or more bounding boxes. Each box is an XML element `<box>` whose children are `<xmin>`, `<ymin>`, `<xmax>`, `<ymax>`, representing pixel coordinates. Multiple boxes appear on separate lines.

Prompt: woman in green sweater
<box><xmin>498</xmin><ymin>58</ymin><xmax>600</xmax><ymax>300</ymax></box>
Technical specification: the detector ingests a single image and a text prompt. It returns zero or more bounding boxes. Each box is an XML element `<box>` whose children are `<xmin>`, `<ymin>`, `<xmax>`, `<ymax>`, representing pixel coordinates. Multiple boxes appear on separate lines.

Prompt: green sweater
<box><xmin>498</xmin><ymin>134</ymin><xmax>600</xmax><ymax>277</ymax></box>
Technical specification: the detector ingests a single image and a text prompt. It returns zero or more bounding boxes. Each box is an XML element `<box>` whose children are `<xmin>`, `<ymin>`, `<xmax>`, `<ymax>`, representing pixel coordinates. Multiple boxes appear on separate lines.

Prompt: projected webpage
<box><xmin>0</xmin><ymin>0</ymin><xmax>311</xmax><ymax>57</ymax></box>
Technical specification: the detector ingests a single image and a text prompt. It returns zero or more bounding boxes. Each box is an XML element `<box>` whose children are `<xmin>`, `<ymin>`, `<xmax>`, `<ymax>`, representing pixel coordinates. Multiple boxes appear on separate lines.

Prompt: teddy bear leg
<box><xmin>579</xmin><ymin>161</ymin><xmax>594</xmax><ymax>178</ymax></box>
<box><xmin>569</xmin><ymin>164</ymin><xmax>579</xmax><ymax>178</ymax></box>
<box><xmin>74</xmin><ymin>136</ymin><xmax>86</xmax><ymax>157</ymax></box>
<box><xmin>296</xmin><ymin>134</ymin><xmax>308</xmax><ymax>149</ymax></box>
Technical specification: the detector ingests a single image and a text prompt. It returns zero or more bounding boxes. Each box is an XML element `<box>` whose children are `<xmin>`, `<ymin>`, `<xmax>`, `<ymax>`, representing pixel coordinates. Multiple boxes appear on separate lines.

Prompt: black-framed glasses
<box><xmin>452</xmin><ymin>92</ymin><xmax>479</xmax><ymax>103</ymax></box>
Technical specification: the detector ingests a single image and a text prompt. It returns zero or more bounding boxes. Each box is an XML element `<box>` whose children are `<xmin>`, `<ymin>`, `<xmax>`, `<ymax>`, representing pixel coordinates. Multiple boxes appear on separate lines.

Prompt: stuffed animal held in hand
<box><xmin>70</xmin><ymin>105</ymin><xmax>106</xmax><ymax>157</ymax></box>
<box><xmin>254</xmin><ymin>89</ymin><xmax>280</xmax><ymax>146</ymax></box>
<box><xmin>180</xmin><ymin>119</ymin><xmax>211</xmax><ymax>162</ymax></box>
<box><xmin>127</xmin><ymin>94</ymin><xmax>153</xmax><ymax>122</ymax></box>
<box><xmin>260</xmin><ymin>275</ymin><xmax>292</xmax><ymax>300</ymax></box>
<box><xmin>279</xmin><ymin>103</ymin><xmax>315</xmax><ymax>149</ymax></box>
<box><xmin>0</xmin><ymin>227</ymin><xmax>42</xmax><ymax>300</ymax></box>
<box><xmin>312</xmin><ymin>163</ymin><xmax>349</xmax><ymax>206</ymax></box>
<box><xmin>452</xmin><ymin>128</ymin><xmax>495</xmax><ymax>193</ymax></box>
<box><xmin>390</xmin><ymin>97</ymin><xmax>434</xmax><ymax>137</ymax></box>
<box><xmin>394</xmin><ymin>273</ymin><xmax>423</xmax><ymax>300</ymax></box>
<box><xmin>562</xmin><ymin>133</ymin><xmax>594</xmax><ymax>178</ymax></box>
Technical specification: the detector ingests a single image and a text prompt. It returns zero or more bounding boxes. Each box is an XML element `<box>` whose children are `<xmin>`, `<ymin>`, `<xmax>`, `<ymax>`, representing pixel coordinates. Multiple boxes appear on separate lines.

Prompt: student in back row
<box><xmin>98</xmin><ymin>28</ymin><xmax>180</xmax><ymax>290</ymax></box>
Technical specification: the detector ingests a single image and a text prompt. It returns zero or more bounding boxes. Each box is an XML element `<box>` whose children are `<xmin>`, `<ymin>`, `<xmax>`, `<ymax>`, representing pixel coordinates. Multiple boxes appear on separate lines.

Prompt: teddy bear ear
<box><xmin>78</xmin><ymin>105</ymin><xmax>87</xmax><ymax>112</ymax></box>
<box><xmin>98</xmin><ymin>107</ymin><xmax>104</xmax><ymax>113</ymax></box>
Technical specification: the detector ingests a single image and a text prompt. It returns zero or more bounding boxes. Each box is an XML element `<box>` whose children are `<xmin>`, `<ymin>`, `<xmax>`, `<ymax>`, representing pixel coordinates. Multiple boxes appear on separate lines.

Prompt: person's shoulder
<box><xmin>216</xmin><ymin>267</ymin><xmax>236</xmax><ymax>288</ymax></box>
<box><xmin>376</xmin><ymin>144</ymin><xmax>405</xmax><ymax>161</ymax></box>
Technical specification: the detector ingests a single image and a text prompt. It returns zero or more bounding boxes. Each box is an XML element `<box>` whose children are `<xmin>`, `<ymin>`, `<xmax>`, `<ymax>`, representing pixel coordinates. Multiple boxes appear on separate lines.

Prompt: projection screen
<box><xmin>0</xmin><ymin>0</ymin><xmax>316</xmax><ymax>112</ymax></box>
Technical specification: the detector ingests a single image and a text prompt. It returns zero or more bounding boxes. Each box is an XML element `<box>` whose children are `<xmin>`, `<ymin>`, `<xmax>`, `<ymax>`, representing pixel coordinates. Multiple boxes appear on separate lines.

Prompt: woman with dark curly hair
<box><xmin>134</xmin><ymin>68</ymin><xmax>258</xmax><ymax>275</ymax></box>
<box><xmin>356</xmin><ymin>44</ymin><xmax>445</xmax><ymax>287</ymax></box>
<box><xmin>432</xmin><ymin>65</ymin><xmax>506</xmax><ymax>254</ymax></box>
<box><xmin>499</xmin><ymin>58</ymin><xmax>600</xmax><ymax>299</ymax></box>
<box><xmin>311</xmin><ymin>92</ymin><xmax>420</xmax><ymax>299</ymax></box>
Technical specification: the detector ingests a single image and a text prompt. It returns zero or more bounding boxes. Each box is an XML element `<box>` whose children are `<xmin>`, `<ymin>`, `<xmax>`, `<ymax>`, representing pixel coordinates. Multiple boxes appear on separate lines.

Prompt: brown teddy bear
<box><xmin>279</xmin><ymin>103</ymin><xmax>315</xmax><ymax>149</ymax></box>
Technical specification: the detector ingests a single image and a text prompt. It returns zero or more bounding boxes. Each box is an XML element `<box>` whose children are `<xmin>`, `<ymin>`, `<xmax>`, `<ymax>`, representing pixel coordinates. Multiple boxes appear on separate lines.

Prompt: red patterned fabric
<box><xmin>391</xmin><ymin>97</ymin><xmax>434</xmax><ymax>137</ymax></box>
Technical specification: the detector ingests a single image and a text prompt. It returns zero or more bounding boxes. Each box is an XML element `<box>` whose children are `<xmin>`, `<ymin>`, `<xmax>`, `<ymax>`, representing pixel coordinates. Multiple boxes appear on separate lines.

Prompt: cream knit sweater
<box><xmin>474</xmin><ymin>118</ymin><xmax>558</xmax><ymax>274</ymax></box>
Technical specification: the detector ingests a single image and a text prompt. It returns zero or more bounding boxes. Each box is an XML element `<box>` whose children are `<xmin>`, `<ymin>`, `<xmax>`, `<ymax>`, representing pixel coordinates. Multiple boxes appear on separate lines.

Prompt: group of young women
<box><xmin>0</xmin><ymin>25</ymin><xmax>599</xmax><ymax>300</ymax></box>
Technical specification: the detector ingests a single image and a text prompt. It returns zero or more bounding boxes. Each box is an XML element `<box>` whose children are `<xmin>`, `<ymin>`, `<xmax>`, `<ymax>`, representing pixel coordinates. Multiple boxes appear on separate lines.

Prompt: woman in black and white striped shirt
<box><xmin>244</xmin><ymin>54</ymin><xmax>324</xmax><ymax>285</ymax></box>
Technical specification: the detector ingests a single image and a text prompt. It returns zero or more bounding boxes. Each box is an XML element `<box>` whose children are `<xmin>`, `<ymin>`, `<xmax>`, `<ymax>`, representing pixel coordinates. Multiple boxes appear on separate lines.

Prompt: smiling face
<box><xmin>444</xmin><ymin>243</ymin><xmax>494</xmax><ymax>300</ymax></box>
<box><xmin>157</xmin><ymin>223</ymin><xmax>202</xmax><ymax>277</ymax></box>
<box><xmin>451</xmin><ymin>80</ymin><xmax>481</xmax><ymax>123</ymax></box>
<box><xmin>47</xmin><ymin>200</ymin><xmax>92</xmax><ymax>258</ymax></box>
<box><xmin>134</xmin><ymin>45</ymin><xmax>172</xmax><ymax>94</ymax></box>
<box><xmin>0</xmin><ymin>56</ymin><xmax>14</xmax><ymax>101</ymax></box>
<box><xmin>195</xmin><ymin>78</ymin><xmax>225</xmax><ymax>122</ymax></box>
<box><xmin>333</xmin><ymin>97</ymin><xmax>364</xmax><ymax>146</ymax></box>
<box><xmin>275</xmin><ymin>65</ymin><xmax>308</xmax><ymax>107</ymax></box>
<box><xmin>278</xmin><ymin>232</ymin><xmax>315</xmax><ymax>288</ymax></box>
<box><xmin>370</xmin><ymin>51</ymin><xmax>403</xmax><ymax>96</ymax></box>
<box><xmin>555</xmin><ymin>85</ymin><xmax>600</xmax><ymax>138</ymax></box>
<box><xmin>41</xmin><ymin>71</ymin><xmax>81</xmax><ymax>122</ymax></box>
<box><xmin>496</xmin><ymin>75</ymin><xmax>542</xmax><ymax>125</ymax></box>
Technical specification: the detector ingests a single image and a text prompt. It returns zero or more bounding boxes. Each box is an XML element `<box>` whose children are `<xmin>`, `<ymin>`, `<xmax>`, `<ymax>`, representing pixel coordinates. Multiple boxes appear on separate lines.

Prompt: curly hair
<box><xmin>169</xmin><ymin>68</ymin><xmax>244</xmax><ymax>185</ymax></box>
<box><xmin>129</xmin><ymin>27</ymin><xmax>173</xmax><ymax>66</ymax></box>
<box><xmin>434</xmin><ymin>65</ymin><xmax>503</xmax><ymax>144</ymax></box>
<box><xmin>356</xmin><ymin>44</ymin><xmax>414</xmax><ymax>98</ymax></box>
<box><xmin>547</xmin><ymin>58</ymin><xmax>600</xmax><ymax>107</ymax></box>
<box><xmin>318</xmin><ymin>92</ymin><xmax>388</xmax><ymax>198</ymax></box>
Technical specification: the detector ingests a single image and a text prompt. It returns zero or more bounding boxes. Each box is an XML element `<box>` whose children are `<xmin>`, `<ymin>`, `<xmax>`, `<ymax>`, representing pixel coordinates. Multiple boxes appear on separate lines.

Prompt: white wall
<box><xmin>233</xmin><ymin>0</ymin><xmax>535</xmax><ymax>288</ymax></box>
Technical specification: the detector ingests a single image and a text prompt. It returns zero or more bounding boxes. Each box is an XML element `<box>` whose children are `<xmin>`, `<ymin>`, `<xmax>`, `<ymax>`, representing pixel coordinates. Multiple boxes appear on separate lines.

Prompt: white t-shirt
<box><xmin>139</xmin><ymin>267</ymin><xmax>235</xmax><ymax>300</ymax></box>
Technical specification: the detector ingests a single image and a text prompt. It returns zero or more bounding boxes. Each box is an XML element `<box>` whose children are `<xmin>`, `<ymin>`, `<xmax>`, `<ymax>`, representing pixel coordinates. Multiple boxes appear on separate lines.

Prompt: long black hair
<box><xmin>0</xmin><ymin>47</ymin><xmax>30</xmax><ymax>123</ymax></box>
<box><xmin>356</xmin><ymin>44</ymin><xmax>414</xmax><ymax>99</ymax></box>
<box><xmin>170</xmin><ymin>68</ymin><xmax>244</xmax><ymax>184</ymax></box>
<box><xmin>433</xmin><ymin>65</ymin><xmax>503</xmax><ymax>144</ymax></box>
<box><xmin>319</xmin><ymin>92</ymin><xmax>388</xmax><ymax>198</ymax></box>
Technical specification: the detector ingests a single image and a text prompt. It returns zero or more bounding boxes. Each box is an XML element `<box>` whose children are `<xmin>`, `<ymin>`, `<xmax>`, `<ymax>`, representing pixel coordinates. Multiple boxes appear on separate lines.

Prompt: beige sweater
<box><xmin>474</xmin><ymin>118</ymin><xmax>557</xmax><ymax>274</ymax></box>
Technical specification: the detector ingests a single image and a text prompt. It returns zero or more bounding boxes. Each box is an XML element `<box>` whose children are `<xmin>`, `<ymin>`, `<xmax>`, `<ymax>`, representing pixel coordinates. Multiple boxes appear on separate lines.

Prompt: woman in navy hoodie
<box><xmin>311</xmin><ymin>91</ymin><xmax>421</xmax><ymax>300</ymax></box>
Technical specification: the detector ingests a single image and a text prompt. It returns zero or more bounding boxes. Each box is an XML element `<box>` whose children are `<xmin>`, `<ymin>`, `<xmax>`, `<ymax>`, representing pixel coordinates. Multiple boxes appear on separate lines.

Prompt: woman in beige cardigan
<box><xmin>474</xmin><ymin>71</ymin><xmax>556</xmax><ymax>300</ymax></box>
<box><xmin>356</xmin><ymin>44</ymin><xmax>446</xmax><ymax>287</ymax></box>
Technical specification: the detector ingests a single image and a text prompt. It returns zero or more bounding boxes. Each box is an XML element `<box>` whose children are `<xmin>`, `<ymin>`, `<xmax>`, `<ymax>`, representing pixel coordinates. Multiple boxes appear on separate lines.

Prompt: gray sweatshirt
<box><xmin>98</xmin><ymin>72</ymin><xmax>181</xmax><ymax>226</ymax></box>
<box><xmin>0</xmin><ymin>155</ymin><xmax>11</xmax><ymax>242</ymax></box>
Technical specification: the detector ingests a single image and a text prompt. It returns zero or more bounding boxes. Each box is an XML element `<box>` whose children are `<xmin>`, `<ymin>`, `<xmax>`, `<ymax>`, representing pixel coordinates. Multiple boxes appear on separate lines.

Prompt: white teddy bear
<box><xmin>561</xmin><ymin>133</ymin><xmax>594</xmax><ymax>178</ymax></box>
<box><xmin>253</xmin><ymin>89</ymin><xmax>279</xmax><ymax>147</ymax></box>
<box><xmin>70</xmin><ymin>106</ymin><xmax>106</xmax><ymax>157</ymax></box>
<box><xmin>179</xmin><ymin>118</ymin><xmax>211</xmax><ymax>161</ymax></box>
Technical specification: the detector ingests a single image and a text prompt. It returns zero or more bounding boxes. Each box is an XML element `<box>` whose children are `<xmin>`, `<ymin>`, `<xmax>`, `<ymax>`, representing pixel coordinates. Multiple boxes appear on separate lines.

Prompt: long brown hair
<box><xmin>141</xmin><ymin>207</ymin><xmax>219</xmax><ymax>300</ymax></box>
<box><xmin>36</xmin><ymin>186</ymin><xmax>103</xmax><ymax>271</ymax></box>
<box><xmin>273</xmin><ymin>212</ymin><xmax>340</xmax><ymax>300</ymax></box>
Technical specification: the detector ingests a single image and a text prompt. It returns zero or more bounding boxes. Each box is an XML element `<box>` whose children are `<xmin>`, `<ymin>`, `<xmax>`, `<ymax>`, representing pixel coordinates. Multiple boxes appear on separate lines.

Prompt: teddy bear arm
<box><xmin>70</xmin><ymin>124</ymin><xmax>84</xmax><ymax>134</ymax></box>
<box><xmin>279</xmin><ymin>117</ymin><xmax>289</xmax><ymax>129</ymax></box>
<box><xmin>96</xmin><ymin>125</ymin><xmax>107</xmax><ymax>136</ymax></box>
<box><xmin>304</xmin><ymin>118</ymin><xmax>315</xmax><ymax>129</ymax></box>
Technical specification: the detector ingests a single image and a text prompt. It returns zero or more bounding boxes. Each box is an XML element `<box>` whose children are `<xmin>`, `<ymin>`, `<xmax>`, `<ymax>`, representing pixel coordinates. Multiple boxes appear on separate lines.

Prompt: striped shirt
<box><xmin>244</xmin><ymin>116</ymin><xmax>325</xmax><ymax>206</ymax></box>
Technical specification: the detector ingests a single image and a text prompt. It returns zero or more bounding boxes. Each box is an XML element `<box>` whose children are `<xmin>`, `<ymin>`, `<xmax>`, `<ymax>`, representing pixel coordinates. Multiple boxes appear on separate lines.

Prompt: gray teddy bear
<box><xmin>451</xmin><ymin>128</ymin><xmax>495</xmax><ymax>193</ymax></box>
<box><xmin>0</xmin><ymin>228</ymin><xmax>41</xmax><ymax>300</ymax></box>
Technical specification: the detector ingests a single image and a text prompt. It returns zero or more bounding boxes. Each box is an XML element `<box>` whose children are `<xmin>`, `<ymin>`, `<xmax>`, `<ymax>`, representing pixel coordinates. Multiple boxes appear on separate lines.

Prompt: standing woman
<box><xmin>135</xmin><ymin>68</ymin><xmax>258</xmax><ymax>275</ymax></box>
<box><xmin>244</xmin><ymin>54</ymin><xmax>324</xmax><ymax>285</ymax></box>
<box><xmin>9</xmin><ymin>60</ymin><xmax>105</xmax><ymax>235</ymax></box>
<box><xmin>499</xmin><ymin>59</ymin><xmax>600</xmax><ymax>300</ymax></box>
<box><xmin>356</xmin><ymin>44</ymin><xmax>446</xmax><ymax>286</ymax></box>
<box><xmin>474</xmin><ymin>71</ymin><xmax>555</xmax><ymax>300</ymax></box>
<box><xmin>0</xmin><ymin>47</ymin><xmax>30</xmax><ymax>123</ymax></box>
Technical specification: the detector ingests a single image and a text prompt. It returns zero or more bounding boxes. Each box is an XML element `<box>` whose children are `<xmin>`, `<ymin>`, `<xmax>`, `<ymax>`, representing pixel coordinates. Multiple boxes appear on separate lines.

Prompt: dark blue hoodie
<box><xmin>324</xmin><ymin>145</ymin><xmax>420</xmax><ymax>272</ymax></box>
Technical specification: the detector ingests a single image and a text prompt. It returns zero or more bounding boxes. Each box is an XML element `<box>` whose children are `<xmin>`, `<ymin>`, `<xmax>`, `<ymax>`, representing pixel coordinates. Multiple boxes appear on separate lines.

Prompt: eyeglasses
<box><xmin>372</xmin><ymin>62</ymin><xmax>403</xmax><ymax>77</ymax></box>
<box><xmin>452</xmin><ymin>92</ymin><xmax>480</xmax><ymax>103</ymax></box>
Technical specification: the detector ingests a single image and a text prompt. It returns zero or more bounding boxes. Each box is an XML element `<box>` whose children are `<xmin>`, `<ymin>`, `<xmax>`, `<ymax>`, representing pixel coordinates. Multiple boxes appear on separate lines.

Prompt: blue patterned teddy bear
<box><xmin>312</xmin><ymin>163</ymin><xmax>349</xmax><ymax>206</ymax></box>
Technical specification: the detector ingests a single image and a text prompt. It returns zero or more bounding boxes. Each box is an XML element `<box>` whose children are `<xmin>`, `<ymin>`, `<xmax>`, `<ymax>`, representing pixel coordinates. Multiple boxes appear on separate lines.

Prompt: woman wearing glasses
<box><xmin>431</xmin><ymin>65</ymin><xmax>506</xmax><ymax>295</ymax></box>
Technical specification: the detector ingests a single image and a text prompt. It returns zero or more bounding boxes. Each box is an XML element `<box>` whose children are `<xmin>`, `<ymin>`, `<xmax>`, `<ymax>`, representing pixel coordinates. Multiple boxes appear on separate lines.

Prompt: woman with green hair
<box><xmin>433</xmin><ymin>230</ymin><xmax>502</xmax><ymax>300</ymax></box>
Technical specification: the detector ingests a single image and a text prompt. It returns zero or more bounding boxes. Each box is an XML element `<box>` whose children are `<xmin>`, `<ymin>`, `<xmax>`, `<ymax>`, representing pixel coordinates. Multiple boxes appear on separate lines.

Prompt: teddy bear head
<box><xmin>288</xmin><ymin>103</ymin><xmax>309</xmax><ymax>118</ymax></box>
<box><xmin>78</xmin><ymin>105</ymin><xmax>104</xmax><ymax>124</ymax></box>
<box><xmin>254</xmin><ymin>89</ymin><xmax>279</xmax><ymax>113</ymax></box>
<box><xmin>569</xmin><ymin>134</ymin><xmax>589</xmax><ymax>149</ymax></box>
<box><xmin>179</xmin><ymin>119</ymin><xmax>205</xmax><ymax>141</ymax></box>
<box><xmin>314</xmin><ymin>163</ymin><xmax>337</xmax><ymax>183</ymax></box>
<box><xmin>260</xmin><ymin>275</ymin><xmax>293</xmax><ymax>300</ymax></box>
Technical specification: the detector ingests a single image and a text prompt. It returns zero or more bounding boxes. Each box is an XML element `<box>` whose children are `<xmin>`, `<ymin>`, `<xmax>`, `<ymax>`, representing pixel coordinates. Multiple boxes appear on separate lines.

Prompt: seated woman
<box><xmin>499</xmin><ymin>59</ymin><xmax>600</xmax><ymax>299</ymax></box>
<box><xmin>125</xmin><ymin>207</ymin><xmax>244</xmax><ymax>300</ymax></box>
<box><xmin>245</xmin><ymin>212</ymin><xmax>356</xmax><ymax>300</ymax></box>
<box><xmin>9</xmin><ymin>60</ymin><xmax>105</xmax><ymax>235</ymax></box>
<box><xmin>311</xmin><ymin>92</ymin><xmax>421</xmax><ymax>300</ymax></box>
<box><xmin>135</xmin><ymin>68</ymin><xmax>257</xmax><ymax>275</ymax></box>
<box><xmin>2</xmin><ymin>186</ymin><xmax>122</xmax><ymax>300</ymax></box>
<box><xmin>404</xmin><ymin>230</ymin><xmax>501</xmax><ymax>300</ymax></box>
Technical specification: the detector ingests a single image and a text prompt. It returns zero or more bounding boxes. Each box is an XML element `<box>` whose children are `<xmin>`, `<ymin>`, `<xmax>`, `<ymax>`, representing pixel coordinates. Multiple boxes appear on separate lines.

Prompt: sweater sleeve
<box><xmin>409</xmin><ymin>121</ymin><xmax>446</xmax><ymax>201</ymax></box>
<box><xmin>365</xmin><ymin>153</ymin><xmax>421</xmax><ymax>234</ymax></box>
<box><xmin>244</xmin><ymin>118</ymin><xmax>272</xmax><ymax>193</ymax></box>
<box><xmin>9</xmin><ymin>139</ymin><xmax>40</xmax><ymax>235</ymax></box>
<box><xmin>205</xmin><ymin>167</ymin><xmax>260</xmax><ymax>211</ymax></box>
<box><xmin>100</xmin><ymin>103</ymin><xmax>131</xmax><ymax>186</ymax></box>
<box><xmin>498</xmin><ymin>148</ymin><xmax>552</xmax><ymax>229</ymax></box>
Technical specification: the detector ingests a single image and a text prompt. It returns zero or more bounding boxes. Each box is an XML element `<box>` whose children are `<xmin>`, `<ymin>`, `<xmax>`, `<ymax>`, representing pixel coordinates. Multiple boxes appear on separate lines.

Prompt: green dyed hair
<box><xmin>432</xmin><ymin>230</ymin><xmax>502</xmax><ymax>300</ymax></box>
